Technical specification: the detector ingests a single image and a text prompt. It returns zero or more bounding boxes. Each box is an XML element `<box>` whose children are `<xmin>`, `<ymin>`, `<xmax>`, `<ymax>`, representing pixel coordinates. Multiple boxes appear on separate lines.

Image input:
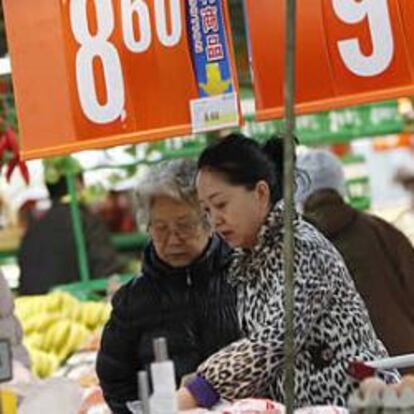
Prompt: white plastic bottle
<box><xmin>149</xmin><ymin>338</ymin><xmax>178</xmax><ymax>414</ymax></box>
<box><xmin>138</xmin><ymin>370</ymin><xmax>151</xmax><ymax>414</ymax></box>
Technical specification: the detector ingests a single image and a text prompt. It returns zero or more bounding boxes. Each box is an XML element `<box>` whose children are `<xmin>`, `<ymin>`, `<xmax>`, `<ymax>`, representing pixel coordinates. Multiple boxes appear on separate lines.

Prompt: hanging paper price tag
<box><xmin>3</xmin><ymin>0</ymin><xmax>240</xmax><ymax>159</ymax></box>
<box><xmin>244</xmin><ymin>0</ymin><xmax>414</xmax><ymax>120</ymax></box>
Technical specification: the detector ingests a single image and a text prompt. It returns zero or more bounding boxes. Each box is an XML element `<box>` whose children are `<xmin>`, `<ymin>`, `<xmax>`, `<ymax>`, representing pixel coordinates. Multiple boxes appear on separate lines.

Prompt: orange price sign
<box><xmin>3</xmin><ymin>0</ymin><xmax>239</xmax><ymax>159</ymax></box>
<box><xmin>244</xmin><ymin>0</ymin><xmax>414</xmax><ymax>120</ymax></box>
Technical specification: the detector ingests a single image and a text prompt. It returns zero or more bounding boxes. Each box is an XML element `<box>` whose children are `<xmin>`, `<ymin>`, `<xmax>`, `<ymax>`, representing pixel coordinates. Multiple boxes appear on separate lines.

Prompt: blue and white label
<box><xmin>186</xmin><ymin>0</ymin><xmax>239</xmax><ymax>132</ymax></box>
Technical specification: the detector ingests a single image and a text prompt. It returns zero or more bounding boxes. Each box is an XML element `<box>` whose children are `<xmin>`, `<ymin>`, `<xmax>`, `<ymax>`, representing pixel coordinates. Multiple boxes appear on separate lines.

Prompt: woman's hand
<box><xmin>176</xmin><ymin>387</ymin><xmax>199</xmax><ymax>410</ymax></box>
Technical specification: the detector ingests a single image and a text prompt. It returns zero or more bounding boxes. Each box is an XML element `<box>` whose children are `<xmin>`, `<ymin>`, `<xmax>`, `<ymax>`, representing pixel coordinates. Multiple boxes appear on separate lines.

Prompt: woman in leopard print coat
<box><xmin>177</xmin><ymin>134</ymin><xmax>396</xmax><ymax>410</ymax></box>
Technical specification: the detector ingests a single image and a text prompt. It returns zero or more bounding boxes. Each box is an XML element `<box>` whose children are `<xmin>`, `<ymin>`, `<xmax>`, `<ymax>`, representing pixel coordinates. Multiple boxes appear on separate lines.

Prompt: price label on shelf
<box><xmin>3</xmin><ymin>0</ymin><xmax>239</xmax><ymax>159</ymax></box>
<box><xmin>191</xmin><ymin>92</ymin><xmax>238</xmax><ymax>133</ymax></box>
<box><xmin>244</xmin><ymin>0</ymin><xmax>414</xmax><ymax>120</ymax></box>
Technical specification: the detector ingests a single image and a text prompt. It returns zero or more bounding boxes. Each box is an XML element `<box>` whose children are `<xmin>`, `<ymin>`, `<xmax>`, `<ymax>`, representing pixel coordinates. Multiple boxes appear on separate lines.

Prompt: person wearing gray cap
<box><xmin>296</xmin><ymin>149</ymin><xmax>414</xmax><ymax>363</ymax></box>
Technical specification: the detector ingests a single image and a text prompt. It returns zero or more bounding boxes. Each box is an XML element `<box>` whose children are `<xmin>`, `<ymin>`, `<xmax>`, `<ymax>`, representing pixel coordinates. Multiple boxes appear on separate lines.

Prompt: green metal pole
<box><xmin>283</xmin><ymin>0</ymin><xmax>297</xmax><ymax>414</ymax></box>
<box><xmin>65</xmin><ymin>173</ymin><xmax>90</xmax><ymax>283</ymax></box>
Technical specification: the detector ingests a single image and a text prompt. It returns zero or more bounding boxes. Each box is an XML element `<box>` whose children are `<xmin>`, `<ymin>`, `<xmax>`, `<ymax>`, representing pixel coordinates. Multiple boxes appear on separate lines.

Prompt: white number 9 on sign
<box><xmin>332</xmin><ymin>0</ymin><xmax>394</xmax><ymax>77</ymax></box>
<box><xmin>69</xmin><ymin>0</ymin><xmax>182</xmax><ymax>125</ymax></box>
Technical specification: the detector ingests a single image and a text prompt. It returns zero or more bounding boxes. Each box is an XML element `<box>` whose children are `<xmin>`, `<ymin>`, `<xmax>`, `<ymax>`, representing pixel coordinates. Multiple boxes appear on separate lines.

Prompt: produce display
<box><xmin>349</xmin><ymin>375</ymin><xmax>414</xmax><ymax>412</ymax></box>
<box><xmin>184</xmin><ymin>399</ymin><xmax>349</xmax><ymax>414</ymax></box>
<box><xmin>14</xmin><ymin>291</ymin><xmax>111</xmax><ymax>378</ymax></box>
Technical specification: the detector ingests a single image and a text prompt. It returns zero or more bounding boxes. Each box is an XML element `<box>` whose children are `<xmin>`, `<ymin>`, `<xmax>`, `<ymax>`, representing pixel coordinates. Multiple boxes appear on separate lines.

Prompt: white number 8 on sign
<box><xmin>69</xmin><ymin>0</ymin><xmax>183</xmax><ymax>125</ymax></box>
<box><xmin>332</xmin><ymin>0</ymin><xmax>394</xmax><ymax>77</ymax></box>
<box><xmin>70</xmin><ymin>0</ymin><xmax>125</xmax><ymax>124</ymax></box>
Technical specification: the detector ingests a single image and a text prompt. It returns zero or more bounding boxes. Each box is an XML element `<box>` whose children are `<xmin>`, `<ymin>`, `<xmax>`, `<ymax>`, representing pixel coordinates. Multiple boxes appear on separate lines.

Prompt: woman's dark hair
<box><xmin>197</xmin><ymin>133</ymin><xmax>292</xmax><ymax>204</ymax></box>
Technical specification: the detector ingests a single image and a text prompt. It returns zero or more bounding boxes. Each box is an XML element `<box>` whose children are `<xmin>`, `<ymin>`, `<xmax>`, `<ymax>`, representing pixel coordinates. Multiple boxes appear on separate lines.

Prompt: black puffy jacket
<box><xmin>96</xmin><ymin>235</ymin><xmax>240</xmax><ymax>413</ymax></box>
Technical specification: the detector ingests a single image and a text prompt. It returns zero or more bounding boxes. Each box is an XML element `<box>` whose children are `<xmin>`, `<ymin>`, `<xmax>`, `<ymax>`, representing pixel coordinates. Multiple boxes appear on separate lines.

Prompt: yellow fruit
<box><xmin>38</xmin><ymin>313</ymin><xmax>62</xmax><ymax>332</ymax></box>
<box><xmin>44</xmin><ymin>292</ymin><xmax>63</xmax><ymax>312</ymax></box>
<box><xmin>28</xmin><ymin>349</ymin><xmax>60</xmax><ymax>378</ymax></box>
<box><xmin>59</xmin><ymin>292</ymin><xmax>78</xmax><ymax>314</ymax></box>
<box><xmin>89</xmin><ymin>303</ymin><xmax>102</xmax><ymax>329</ymax></box>
<box><xmin>55</xmin><ymin>322</ymin><xmax>82</xmax><ymax>361</ymax></box>
<box><xmin>67</xmin><ymin>302</ymin><xmax>83</xmax><ymax>322</ymax></box>
<box><xmin>50</xmin><ymin>319</ymin><xmax>72</xmax><ymax>352</ymax></box>
<box><xmin>99</xmin><ymin>303</ymin><xmax>112</xmax><ymax>326</ymax></box>
<box><xmin>21</xmin><ymin>316</ymin><xmax>39</xmax><ymax>335</ymax></box>
<box><xmin>80</xmin><ymin>303</ymin><xmax>91</xmax><ymax>328</ymax></box>
<box><xmin>72</xmin><ymin>323</ymin><xmax>91</xmax><ymax>350</ymax></box>
<box><xmin>42</xmin><ymin>323</ymin><xmax>58</xmax><ymax>352</ymax></box>
<box><xmin>25</xmin><ymin>333</ymin><xmax>43</xmax><ymax>349</ymax></box>
<box><xmin>81</xmin><ymin>302</ymin><xmax>107</xmax><ymax>330</ymax></box>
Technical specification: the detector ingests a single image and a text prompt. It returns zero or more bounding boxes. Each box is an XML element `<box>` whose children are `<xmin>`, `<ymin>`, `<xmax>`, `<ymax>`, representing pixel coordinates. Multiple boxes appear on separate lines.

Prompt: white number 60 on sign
<box><xmin>332</xmin><ymin>0</ymin><xmax>394</xmax><ymax>77</ymax></box>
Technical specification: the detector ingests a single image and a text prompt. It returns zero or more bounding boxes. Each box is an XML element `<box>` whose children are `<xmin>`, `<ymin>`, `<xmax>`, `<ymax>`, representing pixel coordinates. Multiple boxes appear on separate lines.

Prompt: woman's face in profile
<box><xmin>196</xmin><ymin>169</ymin><xmax>270</xmax><ymax>249</ymax></box>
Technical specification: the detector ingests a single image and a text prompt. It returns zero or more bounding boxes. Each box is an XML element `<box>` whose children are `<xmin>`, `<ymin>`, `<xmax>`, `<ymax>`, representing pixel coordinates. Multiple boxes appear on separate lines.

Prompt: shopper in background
<box><xmin>0</xmin><ymin>270</ymin><xmax>30</xmax><ymax>369</ymax></box>
<box><xmin>93</xmin><ymin>190</ymin><xmax>136</xmax><ymax>233</ymax></box>
<box><xmin>96</xmin><ymin>159</ymin><xmax>240</xmax><ymax>414</ymax></box>
<box><xmin>395</xmin><ymin>166</ymin><xmax>414</xmax><ymax>244</ymax></box>
<box><xmin>296</xmin><ymin>149</ymin><xmax>414</xmax><ymax>360</ymax></box>
<box><xmin>17</xmin><ymin>175</ymin><xmax>125</xmax><ymax>295</ymax></box>
<box><xmin>177</xmin><ymin>133</ymin><xmax>395</xmax><ymax>410</ymax></box>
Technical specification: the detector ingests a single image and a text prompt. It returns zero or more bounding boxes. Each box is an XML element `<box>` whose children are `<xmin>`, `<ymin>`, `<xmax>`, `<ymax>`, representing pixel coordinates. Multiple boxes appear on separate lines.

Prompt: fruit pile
<box><xmin>349</xmin><ymin>375</ymin><xmax>414</xmax><ymax>412</ymax></box>
<box><xmin>15</xmin><ymin>291</ymin><xmax>111</xmax><ymax>378</ymax></box>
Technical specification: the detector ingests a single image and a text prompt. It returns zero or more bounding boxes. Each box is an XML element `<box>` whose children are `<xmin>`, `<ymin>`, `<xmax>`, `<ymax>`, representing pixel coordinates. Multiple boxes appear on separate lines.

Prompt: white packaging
<box><xmin>221</xmin><ymin>398</ymin><xmax>285</xmax><ymax>414</ymax></box>
<box><xmin>150</xmin><ymin>360</ymin><xmax>178</xmax><ymax>414</ymax></box>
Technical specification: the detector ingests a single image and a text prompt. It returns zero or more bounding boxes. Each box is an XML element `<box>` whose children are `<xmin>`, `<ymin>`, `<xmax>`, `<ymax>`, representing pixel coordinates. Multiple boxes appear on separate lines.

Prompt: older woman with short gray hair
<box><xmin>97</xmin><ymin>158</ymin><xmax>240</xmax><ymax>414</ymax></box>
<box><xmin>135</xmin><ymin>159</ymin><xmax>204</xmax><ymax>227</ymax></box>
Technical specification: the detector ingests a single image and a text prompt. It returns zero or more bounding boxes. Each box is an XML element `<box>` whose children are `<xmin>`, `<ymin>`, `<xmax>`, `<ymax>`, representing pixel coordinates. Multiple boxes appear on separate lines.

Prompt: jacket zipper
<box><xmin>186</xmin><ymin>270</ymin><xmax>192</xmax><ymax>286</ymax></box>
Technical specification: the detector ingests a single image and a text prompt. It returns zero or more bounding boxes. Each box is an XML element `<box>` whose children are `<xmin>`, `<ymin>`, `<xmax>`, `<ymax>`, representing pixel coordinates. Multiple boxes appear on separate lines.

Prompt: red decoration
<box><xmin>0</xmin><ymin>128</ymin><xmax>30</xmax><ymax>184</ymax></box>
